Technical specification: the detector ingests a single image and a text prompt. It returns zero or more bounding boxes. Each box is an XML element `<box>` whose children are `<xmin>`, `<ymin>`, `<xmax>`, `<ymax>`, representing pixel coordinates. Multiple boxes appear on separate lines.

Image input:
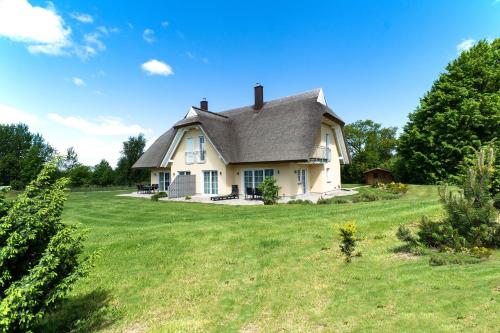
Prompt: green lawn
<box><xmin>40</xmin><ymin>186</ymin><xmax>499</xmax><ymax>332</ymax></box>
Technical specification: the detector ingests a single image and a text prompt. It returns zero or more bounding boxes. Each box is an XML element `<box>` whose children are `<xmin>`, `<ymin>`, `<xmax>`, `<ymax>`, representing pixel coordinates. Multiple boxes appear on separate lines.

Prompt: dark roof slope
<box><xmin>133</xmin><ymin>89</ymin><xmax>346</xmax><ymax>168</ymax></box>
<box><xmin>363</xmin><ymin>168</ymin><xmax>393</xmax><ymax>174</ymax></box>
<box><xmin>132</xmin><ymin>128</ymin><xmax>176</xmax><ymax>168</ymax></box>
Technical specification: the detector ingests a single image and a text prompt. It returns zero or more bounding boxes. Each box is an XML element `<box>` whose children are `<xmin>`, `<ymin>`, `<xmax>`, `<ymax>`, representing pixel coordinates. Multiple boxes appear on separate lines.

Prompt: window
<box><xmin>179</xmin><ymin>171</ymin><xmax>191</xmax><ymax>175</ymax></box>
<box><xmin>158</xmin><ymin>172</ymin><xmax>170</xmax><ymax>191</ymax></box>
<box><xmin>199</xmin><ymin>136</ymin><xmax>205</xmax><ymax>161</ymax></box>
<box><xmin>186</xmin><ymin>137</ymin><xmax>194</xmax><ymax>164</ymax></box>
<box><xmin>203</xmin><ymin>170</ymin><xmax>218</xmax><ymax>194</ymax></box>
<box><xmin>325</xmin><ymin>133</ymin><xmax>331</xmax><ymax>161</ymax></box>
<box><xmin>326</xmin><ymin>168</ymin><xmax>331</xmax><ymax>183</ymax></box>
<box><xmin>244</xmin><ymin>169</ymin><xmax>274</xmax><ymax>189</ymax></box>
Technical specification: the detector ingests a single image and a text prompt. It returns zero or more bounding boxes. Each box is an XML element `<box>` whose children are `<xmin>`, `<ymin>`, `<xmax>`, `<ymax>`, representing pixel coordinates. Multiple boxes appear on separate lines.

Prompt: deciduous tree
<box><xmin>398</xmin><ymin>39</ymin><xmax>500</xmax><ymax>184</ymax></box>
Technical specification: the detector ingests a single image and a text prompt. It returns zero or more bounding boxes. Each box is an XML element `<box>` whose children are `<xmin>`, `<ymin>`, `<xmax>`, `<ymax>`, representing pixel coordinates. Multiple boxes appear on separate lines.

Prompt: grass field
<box><xmin>40</xmin><ymin>185</ymin><xmax>499</xmax><ymax>332</ymax></box>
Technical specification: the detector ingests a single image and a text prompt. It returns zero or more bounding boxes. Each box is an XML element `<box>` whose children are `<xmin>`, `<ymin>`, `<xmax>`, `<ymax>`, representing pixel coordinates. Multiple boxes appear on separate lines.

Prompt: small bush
<box><xmin>352</xmin><ymin>193</ymin><xmax>379</xmax><ymax>202</ymax></box>
<box><xmin>151</xmin><ymin>191</ymin><xmax>168</xmax><ymax>202</ymax></box>
<box><xmin>258</xmin><ymin>177</ymin><xmax>280</xmax><ymax>205</ymax></box>
<box><xmin>332</xmin><ymin>197</ymin><xmax>350</xmax><ymax>204</ymax></box>
<box><xmin>470</xmin><ymin>246</ymin><xmax>493</xmax><ymax>258</ymax></box>
<box><xmin>338</xmin><ymin>222</ymin><xmax>358</xmax><ymax>263</ymax></box>
<box><xmin>185</xmin><ymin>195</ymin><xmax>191</xmax><ymax>200</ymax></box>
<box><xmin>398</xmin><ymin>146</ymin><xmax>499</xmax><ymax>254</ymax></box>
<box><xmin>387</xmin><ymin>182</ymin><xmax>408</xmax><ymax>194</ymax></box>
<box><xmin>396</xmin><ymin>224</ymin><xmax>417</xmax><ymax>244</ymax></box>
<box><xmin>287</xmin><ymin>199</ymin><xmax>313</xmax><ymax>205</ymax></box>
<box><xmin>317</xmin><ymin>197</ymin><xmax>351</xmax><ymax>205</ymax></box>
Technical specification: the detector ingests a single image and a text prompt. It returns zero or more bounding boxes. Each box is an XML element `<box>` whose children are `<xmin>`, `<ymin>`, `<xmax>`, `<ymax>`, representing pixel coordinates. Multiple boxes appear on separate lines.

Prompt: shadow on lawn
<box><xmin>36</xmin><ymin>288</ymin><xmax>118</xmax><ymax>333</ymax></box>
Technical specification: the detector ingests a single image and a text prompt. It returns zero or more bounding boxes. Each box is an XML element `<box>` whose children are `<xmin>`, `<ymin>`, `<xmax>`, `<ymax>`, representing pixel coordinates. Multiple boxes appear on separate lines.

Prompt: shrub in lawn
<box><xmin>332</xmin><ymin>197</ymin><xmax>350</xmax><ymax>204</ymax></box>
<box><xmin>469</xmin><ymin>246</ymin><xmax>493</xmax><ymax>258</ymax></box>
<box><xmin>352</xmin><ymin>193</ymin><xmax>379</xmax><ymax>202</ymax></box>
<box><xmin>400</xmin><ymin>147</ymin><xmax>500</xmax><ymax>253</ymax></box>
<box><xmin>387</xmin><ymin>182</ymin><xmax>409</xmax><ymax>194</ymax></box>
<box><xmin>338</xmin><ymin>222</ymin><xmax>358</xmax><ymax>263</ymax></box>
<box><xmin>287</xmin><ymin>199</ymin><xmax>313</xmax><ymax>205</ymax></box>
<box><xmin>317</xmin><ymin>197</ymin><xmax>351</xmax><ymax>205</ymax></box>
<box><xmin>396</xmin><ymin>224</ymin><xmax>417</xmax><ymax>244</ymax></box>
<box><xmin>0</xmin><ymin>161</ymin><xmax>95</xmax><ymax>332</ymax></box>
<box><xmin>185</xmin><ymin>195</ymin><xmax>191</xmax><ymax>200</ymax></box>
<box><xmin>151</xmin><ymin>191</ymin><xmax>168</xmax><ymax>202</ymax></box>
<box><xmin>258</xmin><ymin>177</ymin><xmax>281</xmax><ymax>205</ymax></box>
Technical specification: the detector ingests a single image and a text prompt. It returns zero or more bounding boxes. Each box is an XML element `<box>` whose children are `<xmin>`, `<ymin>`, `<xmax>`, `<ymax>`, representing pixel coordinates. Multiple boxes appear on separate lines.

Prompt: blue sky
<box><xmin>0</xmin><ymin>0</ymin><xmax>498</xmax><ymax>166</ymax></box>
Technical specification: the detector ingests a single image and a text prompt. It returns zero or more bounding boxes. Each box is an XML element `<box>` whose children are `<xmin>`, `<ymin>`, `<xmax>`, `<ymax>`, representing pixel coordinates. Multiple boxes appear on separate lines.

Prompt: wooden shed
<box><xmin>363</xmin><ymin>168</ymin><xmax>394</xmax><ymax>185</ymax></box>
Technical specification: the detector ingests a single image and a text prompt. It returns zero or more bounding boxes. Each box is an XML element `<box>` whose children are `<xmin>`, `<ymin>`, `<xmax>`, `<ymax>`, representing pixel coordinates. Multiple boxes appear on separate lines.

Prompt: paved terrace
<box><xmin>118</xmin><ymin>188</ymin><xmax>357</xmax><ymax>205</ymax></box>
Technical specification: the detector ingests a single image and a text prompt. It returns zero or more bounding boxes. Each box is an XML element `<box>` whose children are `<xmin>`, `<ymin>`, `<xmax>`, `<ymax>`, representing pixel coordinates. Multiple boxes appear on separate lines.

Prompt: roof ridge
<box><xmin>191</xmin><ymin>106</ymin><xmax>229</xmax><ymax>119</ymax></box>
<box><xmin>218</xmin><ymin>88</ymin><xmax>322</xmax><ymax>115</ymax></box>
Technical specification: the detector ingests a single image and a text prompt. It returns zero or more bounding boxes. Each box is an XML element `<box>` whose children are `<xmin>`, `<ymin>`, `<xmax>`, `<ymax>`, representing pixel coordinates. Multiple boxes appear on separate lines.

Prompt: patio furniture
<box><xmin>244</xmin><ymin>187</ymin><xmax>263</xmax><ymax>200</ymax></box>
<box><xmin>254</xmin><ymin>188</ymin><xmax>262</xmax><ymax>200</ymax></box>
<box><xmin>245</xmin><ymin>187</ymin><xmax>254</xmax><ymax>200</ymax></box>
<box><xmin>210</xmin><ymin>185</ymin><xmax>239</xmax><ymax>201</ymax></box>
<box><xmin>136</xmin><ymin>184</ymin><xmax>142</xmax><ymax>194</ymax></box>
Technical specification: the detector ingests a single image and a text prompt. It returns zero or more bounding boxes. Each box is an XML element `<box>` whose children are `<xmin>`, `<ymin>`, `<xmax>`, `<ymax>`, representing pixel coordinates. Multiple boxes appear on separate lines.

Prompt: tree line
<box><xmin>0</xmin><ymin>123</ymin><xmax>148</xmax><ymax>189</ymax></box>
<box><xmin>341</xmin><ymin>39</ymin><xmax>499</xmax><ymax>195</ymax></box>
<box><xmin>0</xmin><ymin>39</ymin><xmax>498</xmax><ymax>192</ymax></box>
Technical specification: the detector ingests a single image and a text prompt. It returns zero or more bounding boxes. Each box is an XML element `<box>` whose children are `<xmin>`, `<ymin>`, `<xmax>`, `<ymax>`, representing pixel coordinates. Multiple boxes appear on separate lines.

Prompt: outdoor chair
<box><xmin>245</xmin><ymin>187</ymin><xmax>254</xmax><ymax>200</ymax></box>
<box><xmin>210</xmin><ymin>185</ymin><xmax>239</xmax><ymax>201</ymax></box>
<box><xmin>254</xmin><ymin>188</ymin><xmax>262</xmax><ymax>200</ymax></box>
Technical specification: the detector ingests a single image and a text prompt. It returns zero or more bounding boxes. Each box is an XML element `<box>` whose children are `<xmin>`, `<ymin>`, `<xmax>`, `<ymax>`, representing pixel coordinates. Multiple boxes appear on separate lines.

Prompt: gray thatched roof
<box><xmin>133</xmin><ymin>89</ymin><xmax>347</xmax><ymax>168</ymax></box>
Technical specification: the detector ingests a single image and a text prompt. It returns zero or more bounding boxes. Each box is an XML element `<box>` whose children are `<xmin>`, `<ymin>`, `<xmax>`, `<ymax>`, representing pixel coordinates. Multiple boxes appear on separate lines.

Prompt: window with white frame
<box><xmin>199</xmin><ymin>136</ymin><xmax>205</xmax><ymax>161</ymax></box>
<box><xmin>158</xmin><ymin>172</ymin><xmax>170</xmax><ymax>191</ymax></box>
<box><xmin>185</xmin><ymin>137</ymin><xmax>194</xmax><ymax>164</ymax></box>
<box><xmin>203</xmin><ymin>170</ymin><xmax>218</xmax><ymax>194</ymax></box>
<box><xmin>326</xmin><ymin>168</ymin><xmax>331</xmax><ymax>183</ymax></box>
<box><xmin>243</xmin><ymin>169</ymin><xmax>274</xmax><ymax>190</ymax></box>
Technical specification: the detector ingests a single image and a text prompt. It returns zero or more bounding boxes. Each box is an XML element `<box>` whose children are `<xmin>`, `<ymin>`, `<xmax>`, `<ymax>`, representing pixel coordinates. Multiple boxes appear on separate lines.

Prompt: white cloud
<box><xmin>141</xmin><ymin>59</ymin><xmax>173</xmax><ymax>76</ymax></box>
<box><xmin>457</xmin><ymin>39</ymin><xmax>475</xmax><ymax>53</ymax></box>
<box><xmin>0</xmin><ymin>0</ymin><xmax>71</xmax><ymax>55</ymax></box>
<box><xmin>0</xmin><ymin>103</ymin><xmax>38</xmax><ymax>126</ymax></box>
<box><xmin>74</xmin><ymin>29</ymin><xmax>109</xmax><ymax>59</ymax></box>
<box><xmin>70</xmin><ymin>12</ymin><xmax>93</xmax><ymax>24</ymax></box>
<box><xmin>142</xmin><ymin>28</ymin><xmax>155</xmax><ymax>43</ymax></box>
<box><xmin>161</xmin><ymin>21</ymin><xmax>169</xmax><ymax>28</ymax></box>
<box><xmin>48</xmin><ymin>113</ymin><xmax>151</xmax><ymax>136</ymax></box>
<box><xmin>72</xmin><ymin>77</ymin><xmax>86</xmax><ymax>87</ymax></box>
<box><xmin>0</xmin><ymin>103</ymin><xmax>153</xmax><ymax>166</ymax></box>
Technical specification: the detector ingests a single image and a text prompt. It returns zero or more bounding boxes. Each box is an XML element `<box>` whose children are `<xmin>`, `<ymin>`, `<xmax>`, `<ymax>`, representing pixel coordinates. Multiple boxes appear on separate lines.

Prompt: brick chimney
<box><xmin>200</xmin><ymin>98</ymin><xmax>208</xmax><ymax>111</ymax></box>
<box><xmin>254</xmin><ymin>83</ymin><xmax>264</xmax><ymax>110</ymax></box>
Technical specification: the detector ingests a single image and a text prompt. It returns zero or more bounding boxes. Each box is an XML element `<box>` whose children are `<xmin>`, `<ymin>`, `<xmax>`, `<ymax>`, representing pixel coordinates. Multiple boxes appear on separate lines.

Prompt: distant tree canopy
<box><xmin>398</xmin><ymin>39</ymin><xmax>500</xmax><ymax>184</ymax></box>
<box><xmin>92</xmin><ymin>159</ymin><xmax>115</xmax><ymax>186</ymax></box>
<box><xmin>115</xmin><ymin>134</ymin><xmax>148</xmax><ymax>185</ymax></box>
<box><xmin>342</xmin><ymin>120</ymin><xmax>398</xmax><ymax>183</ymax></box>
<box><xmin>0</xmin><ymin>124</ymin><xmax>54</xmax><ymax>189</ymax></box>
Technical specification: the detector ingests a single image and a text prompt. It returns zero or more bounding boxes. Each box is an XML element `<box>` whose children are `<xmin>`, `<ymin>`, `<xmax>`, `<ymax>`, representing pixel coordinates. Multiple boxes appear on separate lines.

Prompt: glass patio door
<box><xmin>203</xmin><ymin>171</ymin><xmax>218</xmax><ymax>194</ymax></box>
<box><xmin>158</xmin><ymin>172</ymin><xmax>170</xmax><ymax>191</ymax></box>
<box><xmin>297</xmin><ymin>169</ymin><xmax>307</xmax><ymax>194</ymax></box>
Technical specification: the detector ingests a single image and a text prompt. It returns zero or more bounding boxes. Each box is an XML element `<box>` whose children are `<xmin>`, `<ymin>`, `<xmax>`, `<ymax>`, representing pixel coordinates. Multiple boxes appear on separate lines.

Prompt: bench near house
<box><xmin>132</xmin><ymin>85</ymin><xmax>350</xmax><ymax>198</ymax></box>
